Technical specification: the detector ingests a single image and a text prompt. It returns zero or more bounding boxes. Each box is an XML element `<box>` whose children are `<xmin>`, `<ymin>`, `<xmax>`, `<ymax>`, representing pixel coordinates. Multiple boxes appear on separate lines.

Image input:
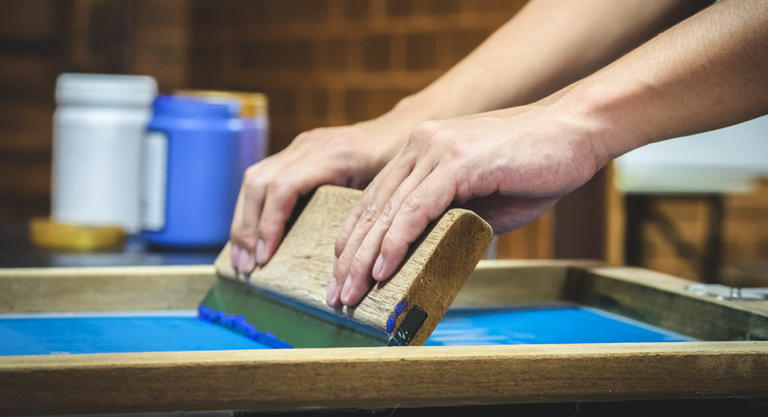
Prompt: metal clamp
<box><xmin>685</xmin><ymin>284</ymin><xmax>768</xmax><ymax>301</ymax></box>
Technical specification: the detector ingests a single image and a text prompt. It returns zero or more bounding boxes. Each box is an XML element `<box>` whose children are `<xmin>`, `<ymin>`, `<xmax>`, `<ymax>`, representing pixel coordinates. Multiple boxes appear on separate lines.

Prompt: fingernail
<box><xmin>326</xmin><ymin>278</ymin><xmax>338</xmax><ymax>306</ymax></box>
<box><xmin>340</xmin><ymin>275</ymin><xmax>352</xmax><ymax>304</ymax></box>
<box><xmin>230</xmin><ymin>244</ymin><xmax>241</xmax><ymax>271</ymax></box>
<box><xmin>256</xmin><ymin>239</ymin><xmax>267</xmax><ymax>265</ymax></box>
<box><xmin>239</xmin><ymin>249</ymin><xmax>255</xmax><ymax>274</ymax></box>
<box><xmin>372</xmin><ymin>253</ymin><xmax>384</xmax><ymax>280</ymax></box>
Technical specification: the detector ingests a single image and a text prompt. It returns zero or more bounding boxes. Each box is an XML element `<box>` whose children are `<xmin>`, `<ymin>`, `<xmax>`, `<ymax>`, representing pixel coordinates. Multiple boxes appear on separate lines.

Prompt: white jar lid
<box><xmin>56</xmin><ymin>73</ymin><xmax>158</xmax><ymax>107</ymax></box>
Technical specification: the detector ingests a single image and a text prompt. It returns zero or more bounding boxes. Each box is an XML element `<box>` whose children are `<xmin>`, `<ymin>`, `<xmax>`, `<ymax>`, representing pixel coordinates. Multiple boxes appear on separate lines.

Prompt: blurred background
<box><xmin>0</xmin><ymin>0</ymin><xmax>766</xmax><ymax>286</ymax></box>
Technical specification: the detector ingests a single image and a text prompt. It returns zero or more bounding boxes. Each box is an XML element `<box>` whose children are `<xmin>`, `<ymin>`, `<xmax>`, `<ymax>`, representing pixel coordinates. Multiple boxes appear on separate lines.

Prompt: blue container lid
<box><xmin>152</xmin><ymin>95</ymin><xmax>240</xmax><ymax>119</ymax></box>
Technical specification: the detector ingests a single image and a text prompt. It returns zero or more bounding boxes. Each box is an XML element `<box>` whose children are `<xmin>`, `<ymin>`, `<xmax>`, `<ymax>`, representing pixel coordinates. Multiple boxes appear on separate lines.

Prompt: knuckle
<box><xmin>430</xmin><ymin>128</ymin><xmax>455</xmax><ymax>144</ymax></box>
<box><xmin>360</xmin><ymin>201</ymin><xmax>379</xmax><ymax>224</ymax></box>
<box><xmin>244</xmin><ymin>164</ymin><xmax>258</xmax><ymax>179</ymax></box>
<box><xmin>335</xmin><ymin>252</ymin><xmax>353</xmax><ymax>275</ymax></box>
<box><xmin>229</xmin><ymin>228</ymin><xmax>255</xmax><ymax>249</ymax></box>
<box><xmin>324</xmin><ymin>138</ymin><xmax>355</xmax><ymax>166</ymax></box>
<box><xmin>293</xmin><ymin>131</ymin><xmax>311</xmax><ymax>143</ymax></box>
<box><xmin>266</xmin><ymin>177</ymin><xmax>293</xmax><ymax>194</ymax></box>
<box><xmin>243</xmin><ymin>158</ymin><xmax>269</xmax><ymax>178</ymax></box>
<box><xmin>244</xmin><ymin>172</ymin><xmax>267</xmax><ymax>194</ymax></box>
<box><xmin>349</xmin><ymin>265</ymin><xmax>367</xmax><ymax>282</ymax></box>
<box><xmin>351</xmin><ymin>251</ymin><xmax>368</xmax><ymax>271</ymax></box>
<box><xmin>446</xmin><ymin>139</ymin><xmax>469</xmax><ymax>160</ymax></box>
<box><xmin>229</xmin><ymin>227</ymin><xmax>241</xmax><ymax>242</ymax></box>
<box><xmin>379</xmin><ymin>200</ymin><xmax>397</xmax><ymax>225</ymax></box>
<box><xmin>350</xmin><ymin>252</ymin><xmax>373</xmax><ymax>279</ymax></box>
<box><xmin>326</xmin><ymin>136</ymin><xmax>351</xmax><ymax>154</ymax></box>
<box><xmin>257</xmin><ymin>218</ymin><xmax>280</xmax><ymax>237</ymax></box>
<box><xmin>454</xmin><ymin>175</ymin><xmax>473</xmax><ymax>201</ymax></box>
<box><xmin>410</xmin><ymin>121</ymin><xmax>440</xmax><ymax>143</ymax></box>
<box><xmin>243</xmin><ymin>165</ymin><xmax>259</xmax><ymax>184</ymax></box>
<box><xmin>402</xmin><ymin>194</ymin><xmax>422</xmax><ymax>214</ymax></box>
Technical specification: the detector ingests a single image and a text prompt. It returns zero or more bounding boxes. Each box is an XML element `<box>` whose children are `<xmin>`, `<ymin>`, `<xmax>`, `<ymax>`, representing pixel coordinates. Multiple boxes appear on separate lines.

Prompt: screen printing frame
<box><xmin>0</xmin><ymin>260</ymin><xmax>766</xmax><ymax>415</ymax></box>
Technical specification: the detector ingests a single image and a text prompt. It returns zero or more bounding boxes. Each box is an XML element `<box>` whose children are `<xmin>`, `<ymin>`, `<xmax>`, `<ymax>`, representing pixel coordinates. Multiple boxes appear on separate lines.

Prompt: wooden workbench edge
<box><xmin>0</xmin><ymin>260</ymin><xmax>599</xmax><ymax>313</ymax></box>
<box><xmin>0</xmin><ymin>264</ymin><xmax>215</xmax><ymax>277</ymax></box>
<box><xmin>0</xmin><ymin>264</ymin><xmax>216</xmax><ymax>313</ymax></box>
<box><xmin>1</xmin><ymin>341</ymin><xmax>765</xmax><ymax>415</ymax></box>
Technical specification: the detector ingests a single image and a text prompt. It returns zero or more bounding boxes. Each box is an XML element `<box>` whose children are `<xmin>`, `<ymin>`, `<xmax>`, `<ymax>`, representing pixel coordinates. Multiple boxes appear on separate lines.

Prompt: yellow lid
<box><xmin>29</xmin><ymin>217</ymin><xmax>126</xmax><ymax>252</ymax></box>
<box><xmin>175</xmin><ymin>89</ymin><xmax>268</xmax><ymax>119</ymax></box>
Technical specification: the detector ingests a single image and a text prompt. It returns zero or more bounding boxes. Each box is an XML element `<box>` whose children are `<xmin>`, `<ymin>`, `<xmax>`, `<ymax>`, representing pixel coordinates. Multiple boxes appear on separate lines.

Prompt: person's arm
<box><xmin>405</xmin><ymin>0</ymin><xmax>712</xmax><ymax>117</ymax></box>
<box><xmin>330</xmin><ymin>0</ymin><xmax>768</xmax><ymax>307</ymax></box>
<box><xmin>229</xmin><ymin>0</ymin><xmax>709</xmax><ymax>273</ymax></box>
<box><xmin>565</xmin><ymin>0</ymin><xmax>768</xmax><ymax>158</ymax></box>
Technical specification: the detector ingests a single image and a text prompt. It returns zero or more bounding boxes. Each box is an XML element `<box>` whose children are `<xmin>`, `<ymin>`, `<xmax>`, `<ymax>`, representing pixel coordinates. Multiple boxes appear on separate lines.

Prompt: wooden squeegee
<box><xmin>200</xmin><ymin>185</ymin><xmax>493</xmax><ymax>348</ymax></box>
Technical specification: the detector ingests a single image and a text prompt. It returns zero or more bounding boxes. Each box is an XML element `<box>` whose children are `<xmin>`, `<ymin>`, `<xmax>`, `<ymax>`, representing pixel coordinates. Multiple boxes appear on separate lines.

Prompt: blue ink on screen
<box><xmin>424</xmin><ymin>306</ymin><xmax>693</xmax><ymax>346</ymax></box>
<box><xmin>0</xmin><ymin>305</ymin><xmax>694</xmax><ymax>356</ymax></box>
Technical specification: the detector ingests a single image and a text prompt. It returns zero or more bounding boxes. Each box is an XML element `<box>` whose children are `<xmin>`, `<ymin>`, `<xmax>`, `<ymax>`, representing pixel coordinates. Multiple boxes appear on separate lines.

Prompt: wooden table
<box><xmin>1</xmin><ymin>260</ymin><xmax>766</xmax><ymax>415</ymax></box>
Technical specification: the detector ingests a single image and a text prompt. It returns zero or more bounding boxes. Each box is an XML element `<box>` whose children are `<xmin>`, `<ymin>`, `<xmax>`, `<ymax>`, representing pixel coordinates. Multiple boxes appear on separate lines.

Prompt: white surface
<box><xmin>51</xmin><ymin>73</ymin><xmax>157</xmax><ymax>232</ymax></box>
<box><xmin>56</xmin><ymin>73</ymin><xmax>157</xmax><ymax>107</ymax></box>
<box><xmin>616</xmin><ymin>115</ymin><xmax>768</xmax><ymax>193</ymax></box>
<box><xmin>141</xmin><ymin>131</ymin><xmax>168</xmax><ymax>231</ymax></box>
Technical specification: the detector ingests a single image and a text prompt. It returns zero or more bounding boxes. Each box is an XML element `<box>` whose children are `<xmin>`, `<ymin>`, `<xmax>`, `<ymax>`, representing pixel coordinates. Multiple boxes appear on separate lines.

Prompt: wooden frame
<box><xmin>1</xmin><ymin>261</ymin><xmax>767</xmax><ymax>415</ymax></box>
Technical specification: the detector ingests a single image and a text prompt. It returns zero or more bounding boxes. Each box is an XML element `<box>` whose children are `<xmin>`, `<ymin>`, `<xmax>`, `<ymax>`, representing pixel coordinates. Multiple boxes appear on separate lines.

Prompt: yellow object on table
<box><xmin>28</xmin><ymin>217</ymin><xmax>125</xmax><ymax>251</ymax></box>
<box><xmin>174</xmin><ymin>89</ymin><xmax>268</xmax><ymax>118</ymax></box>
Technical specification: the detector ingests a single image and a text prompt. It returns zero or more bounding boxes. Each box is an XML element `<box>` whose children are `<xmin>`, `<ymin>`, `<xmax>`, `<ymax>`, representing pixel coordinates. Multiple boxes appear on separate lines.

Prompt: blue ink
<box><xmin>386</xmin><ymin>300</ymin><xmax>408</xmax><ymax>333</ymax></box>
<box><xmin>424</xmin><ymin>306</ymin><xmax>694</xmax><ymax>346</ymax></box>
<box><xmin>197</xmin><ymin>305</ymin><xmax>292</xmax><ymax>349</ymax></box>
<box><xmin>0</xmin><ymin>310</ymin><xmax>273</xmax><ymax>356</ymax></box>
<box><xmin>0</xmin><ymin>305</ymin><xmax>695</xmax><ymax>356</ymax></box>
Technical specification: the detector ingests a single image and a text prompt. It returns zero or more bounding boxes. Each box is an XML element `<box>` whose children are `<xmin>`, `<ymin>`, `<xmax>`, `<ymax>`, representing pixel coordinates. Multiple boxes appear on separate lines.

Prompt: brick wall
<box><xmin>0</xmin><ymin>0</ymin><xmax>189</xmax><ymax>224</ymax></box>
<box><xmin>132</xmin><ymin>0</ymin><xmax>190</xmax><ymax>91</ymax></box>
<box><xmin>187</xmin><ymin>0</ymin><xmax>527</xmax><ymax>154</ymax></box>
<box><xmin>0</xmin><ymin>0</ymin><xmax>65</xmax><ymax>223</ymax></box>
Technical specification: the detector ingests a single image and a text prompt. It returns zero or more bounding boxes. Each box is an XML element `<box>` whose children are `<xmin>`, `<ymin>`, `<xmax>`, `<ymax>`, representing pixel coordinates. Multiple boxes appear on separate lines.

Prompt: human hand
<box><xmin>329</xmin><ymin>102</ymin><xmax>608</xmax><ymax>307</ymax></box>
<box><xmin>229</xmin><ymin>112</ymin><xmax>414</xmax><ymax>275</ymax></box>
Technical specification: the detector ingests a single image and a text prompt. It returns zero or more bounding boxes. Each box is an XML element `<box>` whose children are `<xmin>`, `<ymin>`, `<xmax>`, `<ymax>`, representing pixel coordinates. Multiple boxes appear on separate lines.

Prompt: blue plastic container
<box><xmin>141</xmin><ymin>95</ymin><xmax>242</xmax><ymax>247</ymax></box>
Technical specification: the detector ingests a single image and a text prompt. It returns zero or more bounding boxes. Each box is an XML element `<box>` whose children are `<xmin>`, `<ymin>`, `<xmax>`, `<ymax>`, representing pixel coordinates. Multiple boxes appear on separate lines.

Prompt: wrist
<box><xmin>519</xmin><ymin>85</ymin><xmax>616</xmax><ymax>184</ymax></box>
<box><xmin>387</xmin><ymin>91</ymin><xmax>446</xmax><ymax>122</ymax></box>
<box><xmin>548</xmin><ymin>78</ymin><xmax>647</xmax><ymax>172</ymax></box>
<box><xmin>361</xmin><ymin>92</ymin><xmax>447</xmax><ymax>144</ymax></box>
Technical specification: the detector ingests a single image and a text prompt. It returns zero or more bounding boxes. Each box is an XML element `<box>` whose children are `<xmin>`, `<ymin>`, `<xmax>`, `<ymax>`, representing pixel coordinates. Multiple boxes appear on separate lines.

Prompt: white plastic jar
<box><xmin>51</xmin><ymin>73</ymin><xmax>157</xmax><ymax>233</ymax></box>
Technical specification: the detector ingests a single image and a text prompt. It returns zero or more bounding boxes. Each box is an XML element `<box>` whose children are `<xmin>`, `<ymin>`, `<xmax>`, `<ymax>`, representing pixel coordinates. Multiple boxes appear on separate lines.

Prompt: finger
<box><xmin>229</xmin><ymin>165</ymin><xmax>267</xmax><ymax>273</ymax></box>
<box><xmin>333</xmin><ymin>155</ymin><xmax>421</xmax><ymax>292</ymax></box>
<box><xmin>230</xmin><ymin>241</ymin><xmax>242</xmax><ymax>271</ymax></box>
<box><xmin>376</xmin><ymin>169</ymin><xmax>456</xmax><ymax>282</ymax></box>
<box><xmin>229</xmin><ymin>191</ymin><xmax>246</xmax><ymax>272</ymax></box>
<box><xmin>333</xmin><ymin>156</ymin><xmax>399</xmax><ymax>258</ymax></box>
<box><xmin>334</xmin><ymin>181</ymin><xmax>375</xmax><ymax>258</ymax></box>
<box><xmin>332</xmin><ymin>178</ymin><xmax>391</xmax><ymax>304</ymax></box>
<box><xmin>340</xmin><ymin>159</ymin><xmax>437</xmax><ymax>307</ymax></box>
<box><xmin>333</xmin><ymin>143</ymin><xmax>418</xmax><ymax>258</ymax></box>
<box><xmin>325</xmin><ymin>255</ymin><xmax>343</xmax><ymax>307</ymax></box>
<box><xmin>342</xmin><ymin>154</ymin><xmax>434</xmax><ymax>290</ymax></box>
<box><xmin>257</xmin><ymin>172</ymin><xmax>320</xmax><ymax>266</ymax></box>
